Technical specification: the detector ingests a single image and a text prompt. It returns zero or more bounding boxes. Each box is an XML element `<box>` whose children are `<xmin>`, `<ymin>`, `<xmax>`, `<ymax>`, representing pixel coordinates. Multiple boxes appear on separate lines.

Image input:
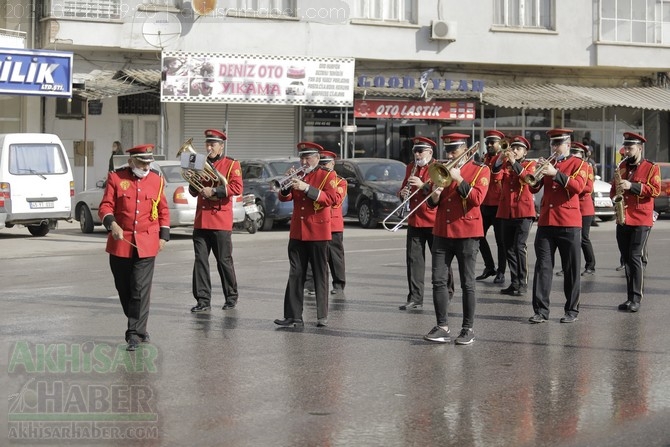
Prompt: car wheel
<box><xmin>358</xmin><ymin>200</ymin><xmax>377</xmax><ymax>228</ymax></box>
<box><xmin>257</xmin><ymin>202</ymin><xmax>273</xmax><ymax>231</ymax></box>
<box><xmin>79</xmin><ymin>204</ymin><xmax>95</xmax><ymax>233</ymax></box>
<box><xmin>28</xmin><ymin>222</ymin><xmax>49</xmax><ymax>236</ymax></box>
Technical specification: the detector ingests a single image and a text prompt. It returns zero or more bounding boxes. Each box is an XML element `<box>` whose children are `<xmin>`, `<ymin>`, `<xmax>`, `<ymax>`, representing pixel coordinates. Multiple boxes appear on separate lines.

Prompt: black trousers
<box><xmin>192</xmin><ymin>228</ymin><xmax>238</xmax><ymax>306</ymax></box>
<box><xmin>581</xmin><ymin>215</ymin><xmax>596</xmax><ymax>270</ymax></box>
<box><xmin>501</xmin><ymin>217</ymin><xmax>533</xmax><ymax>290</ymax></box>
<box><xmin>406</xmin><ymin>225</ymin><xmax>434</xmax><ymax>304</ymax></box>
<box><xmin>284</xmin><ymin>239</ymin><xmax>329</xmax><ymax>320</ymax></box>
<box><xmin>305</xmin><ymin>232</ymin><xmax>345</xmax><ymax>292</ymax></box>
<box><xmin>110</xmin><ymin>254</ymin><xmax>155</xmax><ymax>342</ymax></box>
<box><xmin>532</xmin><ymin>226</ymin><xmax>581</xmax><ymax>319</ymax></box>
<box><xmin>432</xmin><ymin>236</ymin><xmax>478</xmax><ymax>329</ymax></box>
<box><xmin>479</xmin><ymin>205</ymin><xmax>506</xmax><ymax>273</ymax></box>
<box><xmin>616</xmin><ymin>224</ymin><xmax>651</xmax><ymax>304</ymax></box>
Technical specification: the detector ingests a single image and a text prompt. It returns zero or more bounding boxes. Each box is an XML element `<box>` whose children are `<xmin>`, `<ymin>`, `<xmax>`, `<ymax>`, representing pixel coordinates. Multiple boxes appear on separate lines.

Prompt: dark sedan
<box><xmin>240</xmin><ymin>157</ymin><xmax>301</xmax><ymax>230</ymax></box>
<box><xmin>334</xmin><ymin>158</ymin><xmax>406</xmax><ymax>228</ymax></box>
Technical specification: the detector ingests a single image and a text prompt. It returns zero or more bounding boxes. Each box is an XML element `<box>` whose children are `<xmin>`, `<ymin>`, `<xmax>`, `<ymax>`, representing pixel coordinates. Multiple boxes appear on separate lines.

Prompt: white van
<box><xmin>0</xmin><ymin>133</ymin><xmax>74</xmax><ymax>236</ymax></box>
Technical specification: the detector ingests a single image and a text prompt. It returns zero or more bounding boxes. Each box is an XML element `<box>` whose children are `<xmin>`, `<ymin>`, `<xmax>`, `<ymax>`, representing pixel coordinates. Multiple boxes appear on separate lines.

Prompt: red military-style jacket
<box><xmin>579</xmin><ymin>163</ymin><xmax>595</xmax><ymax>217</ymax></box>
<box><xmin>330</xmin><ymin>175</ymin><xmax>348</xmax><ymax>233</ymax></box>
<box><xmin>99</xmin><ymin>167</ymin><xmax>170</xmax><ymax>258</ymax></box>
<box><xmin>495</xmin><ymin>158</ymin><xmax>537</xmax><ymax>219</ymax></box>
<box><xmin>530</xmin><ymin>154</ymin><xmax>587</xmax><ymax>228</ymax></box>
<box><xmin>481</xmin><ymin>152</ymin><xmax>504</xmax><ymax>207</ymax></box>
<box><xmin>428</xmin><ymin>160</ymin><xmax>490</xmax><ymax>239</ymax></box>
<box><xmin>398</xmin><ymin>160</ymin><xmax>437</xmax><ymax>228</ymax></box>
<box><xmin>189</xmin><ymin>155</ymin><xmax>244</xmax><ymax>231</ymax></box>
<box><xmin>279</xmin><ymin>166</ymin><xmax>338</xmax><ymax>241</ymax></box>
<box><xmin>609</xmin><ymin>158</ymin><xmax>661</xmax><ymax>226</ymax></box>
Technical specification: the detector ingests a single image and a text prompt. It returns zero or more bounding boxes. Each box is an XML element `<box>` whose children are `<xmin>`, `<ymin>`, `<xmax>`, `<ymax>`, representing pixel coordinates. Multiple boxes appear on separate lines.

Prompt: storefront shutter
<box><xmin>182</xmin><ymin>104</ymin><xmax>296</xmax><ymax>159</ymax></box>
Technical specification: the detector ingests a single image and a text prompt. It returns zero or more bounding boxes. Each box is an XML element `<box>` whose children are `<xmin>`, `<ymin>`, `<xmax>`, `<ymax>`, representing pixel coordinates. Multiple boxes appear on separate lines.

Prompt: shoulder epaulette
<box><xmin>472</xmin><ymin>159</ymin><xmax>486</xmax><ymax>167</ymax></box>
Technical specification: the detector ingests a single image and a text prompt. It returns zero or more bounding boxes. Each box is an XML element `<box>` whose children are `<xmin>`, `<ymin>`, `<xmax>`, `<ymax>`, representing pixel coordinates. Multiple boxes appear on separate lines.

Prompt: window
<box><xmin>47</xmin><ymin>0</ymin><xmax>121</xmax><ymax>20</ymax></box>
<box><xmin>493</xmin><ymin>0</ymin><xmax>554</xmax><ymax>29</ymax></box>
<box><xmin>600</xmin><ymin>0</ymin><xmax>670</xmax><ymax>44</ymax></box>
<box><xmin>232</xmin><ymin>0</ymin><xmax>296</xmax><ymax>17</ymax></box>
<box><xmin>354</xmin><ymin>0</ymin><xmax>416</xmax><ymax>23</ymax></box>
<box><xmin>9</xmin><ymin>144</ymin><xmax>68</xmax><ymax>175</ymax></box>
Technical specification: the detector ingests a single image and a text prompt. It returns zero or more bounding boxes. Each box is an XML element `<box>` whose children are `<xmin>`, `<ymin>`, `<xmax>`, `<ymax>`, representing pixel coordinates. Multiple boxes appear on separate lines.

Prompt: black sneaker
<box><xmin>190</xmin><ymin>303</ymin><xmax>211</xmax><ymax>313</ymax></box>
<box><xmin>560</xmin><ymin>314</ymin><xmax>578</xmax><ymax>323</ymax></box>
<box><xmin>581</xmin><ymin>269</ymin><xmax>595</xmax><ymax>276</ymax></box>
<box><xmin>454</xmin><ymin>328</ymin><xmax>475</xmax><ymax>345</ymax></box>
<box><xmin>528</xmin><ymin>314</ymin><xmax>547</xmax><ymax>324</ymax></box>
<box><xmin>500</xmin><ymin>285</ymin><xmax>517</xmax><ymax>295</ymax></box>
<box><xmin>222</xmin><ymin>302</ymin><xmax>236</xmax><ymax>310</ymax></box>
<box><xmin>555</xmin><ymin>270</ymin><xmax>564</xmax><ymax>276</ymax></box>
<box><xmin>423</xmin><ymin>326</ymin><xmax>450</xmax><ymax>343</ymax></box>
<box><xmin>475</xmin><ymin>268</ymin><xmax>496</xmax><ymax>280</ymax></box>
<box><xmin>399</xmin><ymin>301</ymin><xmax>422</xmax><ymax>310</ymax></box>
<box><xmin>126</xmin><ymin>338</ymin><xmax>139</xmax><ymax>351</ymax></box>
<box><xmin>493</xmin><ymin>272</ymin><xmax>505</xmax><ymax>284</ymax></box>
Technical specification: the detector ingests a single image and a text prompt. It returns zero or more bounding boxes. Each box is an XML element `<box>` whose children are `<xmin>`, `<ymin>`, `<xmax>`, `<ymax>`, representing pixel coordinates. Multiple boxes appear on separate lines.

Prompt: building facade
<box><xmin>3</xmin><ymin>0</ymin><xmax>670</xmax><ymax>190</ymax></box>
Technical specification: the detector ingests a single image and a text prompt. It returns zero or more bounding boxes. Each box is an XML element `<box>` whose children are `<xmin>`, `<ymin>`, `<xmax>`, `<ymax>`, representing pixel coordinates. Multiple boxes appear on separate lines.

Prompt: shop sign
<box><xmin>357</xmin><ymin>74</ymin><xmax>484</xmax><ymax>93</ymax></box>
<box><xmin>354</xmin><ymin>99</ymin><xmax>476</xmax><ymax>120</ymax></box>
<box><xmin>0</xmin><ymin>48</ymin><xmax>73</xmax><ymax>98</ymax></box>
<box><xmin>161</xmin><ymin>52</ymin><xmax>355</xmax><ymax>107</ymax></box>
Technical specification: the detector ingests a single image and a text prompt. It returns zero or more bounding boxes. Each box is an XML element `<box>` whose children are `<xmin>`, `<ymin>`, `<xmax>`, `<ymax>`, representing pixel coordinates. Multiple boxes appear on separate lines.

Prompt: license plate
<box><xmin>29</xmin><ymin>201</ymin><xmax>54</xmax><ymax>209</ymax></box>
<box><xmin>594</xmin><ymin>198</ymin><xmax>612</xmax><ymax>207</ymax></box>
<box><xmin>244</xmin><ymin>204</ymin><xmax>259</xmax><ymax>214</ymax></box>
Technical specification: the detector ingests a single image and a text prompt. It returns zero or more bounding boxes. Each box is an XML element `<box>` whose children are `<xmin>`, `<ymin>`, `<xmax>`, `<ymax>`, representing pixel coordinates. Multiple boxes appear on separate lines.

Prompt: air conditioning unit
<box><xmin>431</xmin><ymin>20</ymin><xmax>457</xmax><ymax>41</ymax></box>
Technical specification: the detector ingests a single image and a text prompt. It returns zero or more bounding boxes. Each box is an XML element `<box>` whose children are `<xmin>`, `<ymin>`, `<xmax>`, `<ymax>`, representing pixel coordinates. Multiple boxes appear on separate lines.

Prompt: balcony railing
<box><xmin>0</xmin><ymin>28</ymin><xmax>26</xmax><ymax>49</ymax></box>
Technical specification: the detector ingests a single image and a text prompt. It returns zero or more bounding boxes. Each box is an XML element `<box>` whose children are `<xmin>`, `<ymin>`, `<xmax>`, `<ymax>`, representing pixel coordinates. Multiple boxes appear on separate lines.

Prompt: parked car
<box><xmin>654</xmin><ymin>162</ymin><xmax>670</xmax><ymax>215</ymax></box>
<box><xmin>240</xmin><ymin>158</ymin><xmax>301</xmax><ymax>230</ymax></box>
<box><xmin>334</xmin><ymin>158</ymin><xmax>406</xmax><ymax>228</ymax></box>
<box><xmin>533</xmin><ymin>176</ymin><xmax>615</xmax><ymax>221</ymax></box>
<box><xmin>72</xmin><ymin>160</ymin><xmax>245</xmax><ymax>233</ymax></box>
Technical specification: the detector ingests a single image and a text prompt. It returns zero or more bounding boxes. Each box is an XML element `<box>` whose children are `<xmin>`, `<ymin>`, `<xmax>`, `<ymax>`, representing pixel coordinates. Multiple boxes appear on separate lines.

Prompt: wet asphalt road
<box><xmin>1</xmin><ymin>218</ymin><xmax>670</xmax><ymax>446</ymax></box>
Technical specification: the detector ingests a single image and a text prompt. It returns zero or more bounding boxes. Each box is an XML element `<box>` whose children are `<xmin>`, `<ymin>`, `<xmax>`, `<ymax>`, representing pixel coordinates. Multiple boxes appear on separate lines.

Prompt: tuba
<box><xmin>176</xmin><ymin>138</ymin><xmax>228</xmax><ymax>196</ymax></box>
<box><xmin>613</xmin><ymin>156</ymin><xmax>629</xmax><ymax>225</ymax></box>
<box><xmin>427</xmin><ymin>142</ymin><xmax>480</xmax><ymax>188</ymax></box>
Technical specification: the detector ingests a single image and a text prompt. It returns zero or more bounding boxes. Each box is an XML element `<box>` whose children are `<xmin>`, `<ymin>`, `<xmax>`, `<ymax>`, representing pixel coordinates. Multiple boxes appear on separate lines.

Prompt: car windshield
<box><xmin>268</xmin><ymin>160</ymin><xmax>300</xmax><ymax>176</ymax></box>
<box><xmin>358</xmin><ymin>162</ymin><xmax>405</xmax><ymax>181</ymax></box>
<box><xmin>159</xmin><ymin>165</ymin><xmax>186</xmax><ymax>183</ymax></box>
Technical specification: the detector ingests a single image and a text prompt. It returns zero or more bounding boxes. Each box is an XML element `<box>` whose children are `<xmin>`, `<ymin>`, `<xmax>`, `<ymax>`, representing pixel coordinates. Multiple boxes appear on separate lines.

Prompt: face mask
<box><xmin>132</xmin><ymin>167</ymin><xmax>150</xmax><ymax>178</ymax></box>
<box><xmin>416</xmin><ymin>157</ymin><xmax>428</xmax><ymax>167</ymax></box>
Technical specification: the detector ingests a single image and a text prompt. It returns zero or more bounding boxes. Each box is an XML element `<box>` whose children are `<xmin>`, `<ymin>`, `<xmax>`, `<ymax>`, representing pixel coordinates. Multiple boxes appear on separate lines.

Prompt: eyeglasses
<box><xmin>485</xmin><ymin>141</ymin><xmax>496</xmax><ymax>145</ymax></box>
<box><xmin>413</xmin><ymin>148</ymin><xmax>426</xmax><ymax>153</ymax></box>
<box><xmin>550</xmin><ymin>140</ymin><xmax>568</xmax><ymax>147</ymax></box>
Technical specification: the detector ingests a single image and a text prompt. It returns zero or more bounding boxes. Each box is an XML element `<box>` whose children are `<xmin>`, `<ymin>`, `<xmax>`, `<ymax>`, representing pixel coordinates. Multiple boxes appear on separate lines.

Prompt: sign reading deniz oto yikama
<box><xmin>0</xmin><ymin>48</ymin><xmax>73</xmax><ymax>98</ymax></box>
<box><xmin>161</xmin><ymin>52</ymin><xmax>355</xmax><ymax>107</ymax></box>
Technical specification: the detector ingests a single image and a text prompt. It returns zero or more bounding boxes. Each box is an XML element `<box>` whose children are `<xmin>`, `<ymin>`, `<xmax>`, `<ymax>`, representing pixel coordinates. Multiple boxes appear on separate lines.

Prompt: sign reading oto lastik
<box><xmin>0</xmin><ymin>48</ymin><xmax>73</xmax><ymax>98</ymax></box>
<box><xmin>7</xmin><ymin>341</ymin><xmax>160</xmax><ymax>442</ymax></box>
<box><xmin>161</xmin><ymin>51</ymin><xmax>355</xmax><ymax>107</ymax></box>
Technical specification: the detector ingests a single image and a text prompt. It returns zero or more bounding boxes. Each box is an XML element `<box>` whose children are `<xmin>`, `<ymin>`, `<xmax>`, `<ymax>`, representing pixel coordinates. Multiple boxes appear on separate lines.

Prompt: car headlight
<box><xmin>376</xmin><ymin>192</ymin><xmax>398</xmax><ymax>202</ymax></box>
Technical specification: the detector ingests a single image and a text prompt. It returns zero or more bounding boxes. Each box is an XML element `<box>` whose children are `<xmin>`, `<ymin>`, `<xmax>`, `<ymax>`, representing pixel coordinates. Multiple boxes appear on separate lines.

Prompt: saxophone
<box><xmin>613</xmin><ymin>157</ymin><xmax>629</xmax><ymax>225</ymax></box>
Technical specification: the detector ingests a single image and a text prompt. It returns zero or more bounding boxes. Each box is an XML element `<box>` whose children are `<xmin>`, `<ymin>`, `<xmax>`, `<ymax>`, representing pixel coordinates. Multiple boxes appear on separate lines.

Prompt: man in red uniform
<box><xmin>494</xmin><ymin>135</ymin><xmax>536</xmax><ymax>296</ymax></box>
<box><xmin>610</xmin><ymin>132</ymin><xmax>661</xmax><ymax>312</ymax></box>
<box><xmin>476</xmin><ymin>130</ymin><xmax>506</xmax><ymax>284</ymax></box>
<box><xmin>275</xmin><ymin>142</ymin><xmax>338</xmax><ymax>328</ymax></box>
<box><xmin>424</xmin><ymin>133</ymin><xmax>489</xmax><ymax>345</ymax></box>
<box><xmin>304</xmin><ymin>150</ymin><xmax>348</xmax><ymax>298</ymax></box>
<box><xmin>189</xmin><ymin>129</ymin><xmax>244</xmax><ymax>312</ymax></box>
<box><xmin>99</xmin><ymin>144</ymin><xmax>170</xmax><ymax>351</ymax></box>
<box><xmin>398</xmin><ymin>137</ymin><xmax>453</xmax><ymax>310</ymax></box>
<box><xmin>528</xmin><ymin>129</ymin><xmax>587</xmax><ymax>324</ymax></box>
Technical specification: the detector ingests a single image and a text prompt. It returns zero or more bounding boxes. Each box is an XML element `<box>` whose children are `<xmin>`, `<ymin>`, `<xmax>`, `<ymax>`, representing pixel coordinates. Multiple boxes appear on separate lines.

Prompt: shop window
<box><xmin>353</xmin><ymin>0</ymin><xmax>416</xmax><ymax>23</ymax></box>
<box><xmin>493</xmin><ymin>0</ymin><xmax>554</xmax><ymax>30</ymax></box>
<box><xmin>118</xmin><ymin>93</ymin><xmax>160</xmax><ymax>115</ymax></box>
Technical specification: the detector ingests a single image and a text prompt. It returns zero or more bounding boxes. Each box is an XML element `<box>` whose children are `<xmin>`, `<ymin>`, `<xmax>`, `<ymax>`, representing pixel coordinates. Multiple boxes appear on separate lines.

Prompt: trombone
<box><xmin>382</xmin><ymin>142</ymin><xmax>479</xmax><ymax>232</ymax></box>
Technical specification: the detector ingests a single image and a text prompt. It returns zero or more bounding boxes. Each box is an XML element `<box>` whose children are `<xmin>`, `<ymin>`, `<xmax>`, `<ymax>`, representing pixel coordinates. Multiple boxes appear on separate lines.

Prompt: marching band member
<box><xmin>494</xmin><ymin>135</ymin><xmax>536</xmax><ymax>296</ymax></box>
<box><xmin>423</xmin><ymin>133</ymin><xmax>490</xmax><ymax>345</ymax></box>
<box><xmin>398</xmin><ymin>137</ymin><xmax>453</xmax><ymax>310</ymax></box>
<box><xmin>573</xmin><ymin>142</ymin><xmax>597</xmax><ymax>276</ymax></box>
<box><xmin>275</xmin><ymin>142</ymin><xmax>338</xmax><ymax>328</ymax></box>
<box><xmin>528</xmin><ymin>129</ymin><xmax>587</xmax><ymax>324</ymax></box>
<box><xmin>99</xmin><ymin>144</ymin><xmax>170</xmax><ymax>351</ymax></box>
<box><xmin>189</xmin><ymin>129</ymin><xmax>244</xmax><ymax>313</ymax></box>
<box><xmin>476</xmin><ymin>130</ymin><xmax>507</xmax><ymax>284</ymax></box>
<box><xmin>610</xmin><ymin>132</ymin><xmax>661</xmax><ymax>312</ymax></box>
<box><xmin>305</xmin><ymin>150</ymin><xmax>348</xmax><ymax>297</ymax></box>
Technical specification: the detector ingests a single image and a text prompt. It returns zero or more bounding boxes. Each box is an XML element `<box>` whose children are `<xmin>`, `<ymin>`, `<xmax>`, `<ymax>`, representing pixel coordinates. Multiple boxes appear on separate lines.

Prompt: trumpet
<box><xmin>270</xmin><ymin>165</ymin><xmax>313</xmax><ymax>191</ymax></box>
<box><xmin>382</xmin><ymin>142</ymin><xmax>479</xmax><ymax>232</ymax></box>
<box><xmin>523</xmin><ymin>152</ymin><xmax>558</xmax><ymax>186</ymax></box>
<box><xmin>499</xmin><ymin>138</ymin><xmax>511</xmax><ymax>151</ymax></box>
<box><xmin>176</xmin><ymin>138</ymin><xmax>228</xmax><ymax>196</ymax></box>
